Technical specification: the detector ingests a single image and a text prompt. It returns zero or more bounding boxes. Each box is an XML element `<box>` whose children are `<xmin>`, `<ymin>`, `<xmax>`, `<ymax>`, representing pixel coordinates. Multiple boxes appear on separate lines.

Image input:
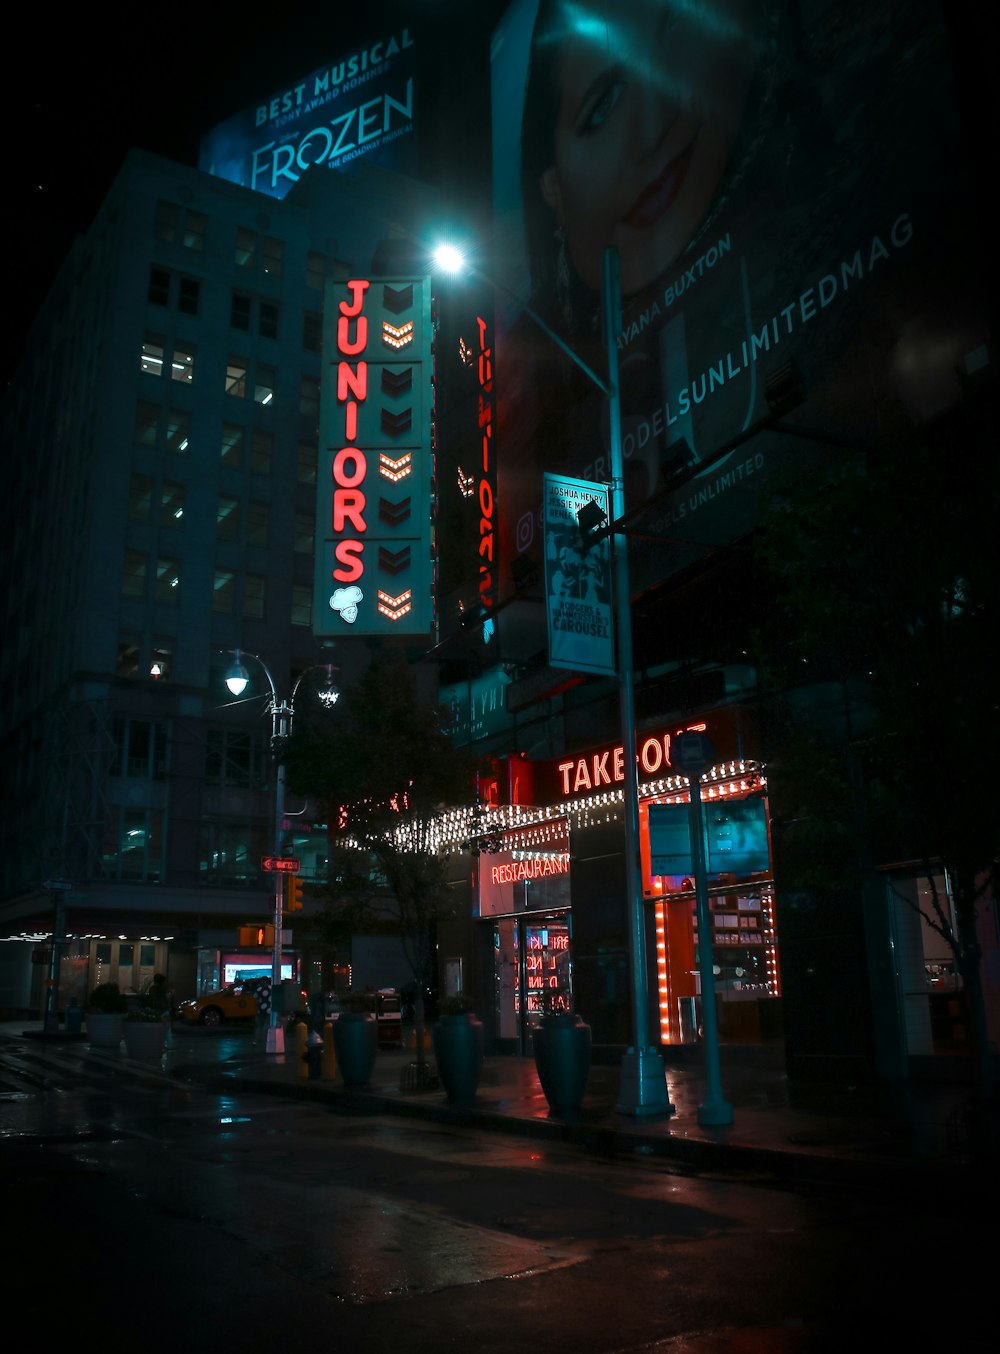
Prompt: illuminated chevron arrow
<box><xmin>381</xmin><ymin>320</ymin><xmax>414</xmax><ymax>349</ymax></box>
<box><xmin>379</xmin><ymin>452</ymin><xmax>412</xmax><ymax>481</ymax></box>
<box><xmin>377</xmin><ymin>589</ymin><xmax>412</xmax><ymax>621</ymax></box>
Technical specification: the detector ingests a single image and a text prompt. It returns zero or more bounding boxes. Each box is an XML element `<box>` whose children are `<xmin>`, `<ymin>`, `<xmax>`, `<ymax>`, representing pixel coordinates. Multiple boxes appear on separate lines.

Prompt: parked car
<box><xmin>325</xmin><ymin>988</ymin><xmax>403</xmax><ymax>1043</ymax></box>
<box><xmin>176</xmin><ymin>980</ymin><xmax>264</xmax><ymax>1026</ymax></box>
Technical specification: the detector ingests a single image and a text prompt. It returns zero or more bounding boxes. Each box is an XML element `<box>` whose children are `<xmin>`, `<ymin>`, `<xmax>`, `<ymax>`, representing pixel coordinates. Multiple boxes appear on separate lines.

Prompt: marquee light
<box><xmin>382</xmin><ymin>320</ymin><xmax>414</xmax><ymax>348</ymax></box>
<box><xmin>377</xmin><ymin>589</ymin><xmax>412</xmax><ymax>620</ymax></box>
<box><xmin>379</xmin><ymin>452</ymin><xmax>412</xmax><ymax>481</ymax></box>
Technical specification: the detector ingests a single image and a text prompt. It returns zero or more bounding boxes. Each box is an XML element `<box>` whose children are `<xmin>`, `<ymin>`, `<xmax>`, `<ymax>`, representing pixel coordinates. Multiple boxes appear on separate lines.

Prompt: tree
<box><xmin>284</xmin><ymin>651</ymin><xmax>478</xmax><ymax>1081</ymax></box>
<box><xmin>751</xmin><ymin>391</ymin><xmax>998</xmax><ymax>1149</ymax></box>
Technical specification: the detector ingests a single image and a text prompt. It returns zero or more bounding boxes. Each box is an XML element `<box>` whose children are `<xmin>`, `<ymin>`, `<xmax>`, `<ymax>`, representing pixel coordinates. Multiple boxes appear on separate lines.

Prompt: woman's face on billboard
<box><xmin>540</xmin><ymin>0</ymin><xmax>756</xmax><ymax>297</ymax></box>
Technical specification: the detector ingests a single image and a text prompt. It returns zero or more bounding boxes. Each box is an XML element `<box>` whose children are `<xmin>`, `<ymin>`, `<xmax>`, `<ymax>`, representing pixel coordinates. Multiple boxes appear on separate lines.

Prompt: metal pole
<box><xmin>604</xmin><ymin>246</ymin><xmax>673</xmax><ymax>1118</ymax></box>
<box><xmin>43</xmin><ymin>891</ymin><xmax>66</xmax><ymax>1034</ymax></box>
<box><xmin>689</xmin><ymin>772</ymin><xmax>733</xmax><ymax>1125</ymax></box>
<box><xmin>267</xmin><ymin>695</ymin><xmax>288</xmax><ymax>1055</ymax></box>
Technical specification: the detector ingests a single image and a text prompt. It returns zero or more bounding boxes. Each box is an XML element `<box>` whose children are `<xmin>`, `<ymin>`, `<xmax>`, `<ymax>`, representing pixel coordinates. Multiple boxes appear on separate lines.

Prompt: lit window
<box><xmin>250</xmin><ymin>430</ymin><xmax>272</xmax><ymax>474</ymax></box>
<box><xmin>297</xmin><ymin>441</ymin><xmax>317</xmax><ymax>485</ymax></box>
<box><xmin>182</xmin><ymin>211</ymin><xmax>207</xmax><ymax>251</ymax></box>
<box><xmin>213</xmin><ymin>569</ymin><xmax>236</xmax><ymax>614</ymax></box>
<box><xmin>148</xmin><ymin>266</ymin><xmax>170</xmax><ymax>306</ymax></box>
<box><xmin>122</xmin><ymin>551</ymin><xmax>147</xmax><ymax>598</ymax></box>
<box><xmin>226</xmin><ymin>358</ymin><xmax>247</xmax><ymax>398</ymax></box>
<box><xmin>231</xmin><ymin>291</ymin><xmax>252</xmax><ymax>331</ymax></box>
<box><xmin>262</xmin><ymin>236</ymin><xmax>283</xmax><ymax>277</ymax></box>
<box><xmin>259</xmin><ymin>301</ymin><xmax>279</xmax><ymax>340</ymax></box>
<box><xmin>128</xmin><ymin>475</ymin><xmax>154</xmax><ymax>522</ymax></box>
<box><xmin>155</xmin><ymin>558</ymin><xmax>180</xmax><ymax>602</ymax></box>
<box><xmin>150</xmin><ymin>640</ymin><xmax>172</xmax><ymax>681</ymax></box>
<box><xmin>306</xmin><ymin>250</ymin><xmax>326</xmax><ymax>290</ymax></box>
<box><xmin>178</xmin><ymin>277</ymin><xmax>200</xmax><ymax>316</ymax></box>
<box><xmin>243</xmin><ymin>574</ymin><xmax>266</xmax><ymax>618</ymax></box>
<box><xmin>246</xmin><ymin>501</ymin><xmax>269</xmax><ymax>546</ymax></box>
<box><xmin>291</xmin><ymin>585</ymin><xmax>312</xmax><ymax>627</ymax></box>
<box><xmin>254</xmin><ymin>363</ymin><xmax>275</xmax><ymax>405</ymax></box>
<box><xmin>135</xmin><ymin>401</ymin><xmax>159</xmax><ymax>446</ymax></box>
<box><xmin>294</xmin><ymin>512</ymin><xmax>314</xmax><ymax>554</ymax></box>
<box><xmin>217</xmin><ymin>496</ymin><xmax>240</xmax><ymax>540</ymax></box>
<box><xmin>221</xmin><ymin>423</ymin><xmax>244</xmax><ymax>467</ymax></box>
<box><xmin>166</xmin><ymin>408</ymin><xmax>191</xmax><ymax>455</ymax></box>
<box><xmin>171</xmin><ymin>344</ymin><xmax>195</xmax><ymax>383</ymax></box>
<box><xmin>235</xmin><ymin>227</ymin><xmax>256</xmax><ymax>268</ymax></box>
<box><xmin>141</xmin><ymin>335</ymin><xmax>165</xmax><ymax>377</ymax></box>
<box><xmin>160</xmin><ymin>482</ymin><xmax>185</xmax><ymax>527</ymax></box>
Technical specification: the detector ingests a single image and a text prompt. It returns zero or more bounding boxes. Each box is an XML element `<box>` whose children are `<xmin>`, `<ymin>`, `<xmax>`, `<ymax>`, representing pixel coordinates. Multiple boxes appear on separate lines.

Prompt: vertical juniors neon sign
<box><xmin>314</xmin><ymin>276</ymin><xmax>434</xmax><ymax>636</ymax></box>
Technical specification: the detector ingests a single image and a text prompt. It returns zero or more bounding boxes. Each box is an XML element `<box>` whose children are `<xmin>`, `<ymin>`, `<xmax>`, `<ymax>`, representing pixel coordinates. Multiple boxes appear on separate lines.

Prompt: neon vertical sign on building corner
<box><xmin>315</xmin><ymin>276</ymin><xmax>434</xmax><ymax>636</ymax></box>
<box><xmin>476</xmin><ymin>313</ymin><xmax>496</xmax><ymax>640</ymax></box>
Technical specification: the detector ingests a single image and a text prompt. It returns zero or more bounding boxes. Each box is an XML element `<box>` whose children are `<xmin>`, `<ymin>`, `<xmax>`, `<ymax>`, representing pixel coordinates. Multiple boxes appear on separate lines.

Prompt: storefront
<box><xmin>472</xmin><ymin>709</ymin><xmax>781</xmax><ymax>1053</ymax></box>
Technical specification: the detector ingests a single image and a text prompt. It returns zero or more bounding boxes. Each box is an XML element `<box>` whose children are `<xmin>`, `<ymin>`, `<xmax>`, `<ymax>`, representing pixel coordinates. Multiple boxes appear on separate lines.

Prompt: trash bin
<box><xmin>65</xmin><ymin>999</ymin><xmax>83</xmax><ymax>1034</ymax></box>
<box><xmin>303</xmin><ymin>1029</ymin><xmax>323</xmax><ymax>1080</ymax></box>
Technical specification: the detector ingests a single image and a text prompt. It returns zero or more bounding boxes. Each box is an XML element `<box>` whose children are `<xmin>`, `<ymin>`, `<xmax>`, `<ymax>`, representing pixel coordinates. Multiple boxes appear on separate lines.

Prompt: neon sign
<box><xmin>314</xmin><ymin>276</ymin><xmax>434</xmax><ymax>636</ymax></box>
<box><xmin>489</xmin><ymin>855</ymin><xmax>569</xmax><ymax>885</ymax></box>
<box><xmin>554</xmin><ymin>721</ymin><xmax>711</xmax><ymax>796</ymax></box>
<box><xmin>476</xmin><ymin>314</ymin><xmax>496</xmax><ymax>629</ymax></box>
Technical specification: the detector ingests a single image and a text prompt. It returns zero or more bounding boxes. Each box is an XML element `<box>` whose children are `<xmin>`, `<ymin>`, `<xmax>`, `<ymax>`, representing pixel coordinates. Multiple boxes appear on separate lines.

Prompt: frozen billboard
<box><xmin>199</xmin><ymin>25</ymin><xmax>418</xmax><ymax>198</ymax></box>
<box><xmin>490</xmin><ymin>0</ymin><xmax>990</xmax><ymax>600</ymax></box>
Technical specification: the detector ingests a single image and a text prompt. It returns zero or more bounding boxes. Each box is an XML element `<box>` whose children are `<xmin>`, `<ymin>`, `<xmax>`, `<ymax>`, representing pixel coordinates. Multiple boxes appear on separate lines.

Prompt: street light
<box><xmin>434</xmin><ymin>242</ymin><xmax>673</xmax><ymax>1117</ymax></box>
<box><xmin>222</xmin><ymin>649</ymin><xmax>339</xmax><ymax>1053</ymax></box>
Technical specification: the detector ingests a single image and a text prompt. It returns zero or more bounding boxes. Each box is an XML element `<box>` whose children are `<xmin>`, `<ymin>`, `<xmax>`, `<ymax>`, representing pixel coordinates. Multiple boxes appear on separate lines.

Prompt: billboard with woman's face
<box><xmin>490</xmin><ymin>0</ymin><xmax>990</xmax><ymax>604</ymax></box>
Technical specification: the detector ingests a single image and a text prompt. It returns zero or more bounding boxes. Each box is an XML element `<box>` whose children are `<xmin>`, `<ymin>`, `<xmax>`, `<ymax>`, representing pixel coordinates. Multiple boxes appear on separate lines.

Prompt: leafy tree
<box><xmin>751</xmin><ymin>393</ymin><xmax>998</xmax><ymax>1148</ymax></box>
<box><xmin>284</xmin><ymin>651</ymin><xmax>478</xmax><ymax>1078</ymax></box>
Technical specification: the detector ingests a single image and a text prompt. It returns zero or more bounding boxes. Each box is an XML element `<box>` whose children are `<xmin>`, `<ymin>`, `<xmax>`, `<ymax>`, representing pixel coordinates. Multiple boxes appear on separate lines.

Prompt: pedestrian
<box><xmin>253</xmin><ymin>978</ymin><xmax>271</xmax><ymax>1046</ymax></box>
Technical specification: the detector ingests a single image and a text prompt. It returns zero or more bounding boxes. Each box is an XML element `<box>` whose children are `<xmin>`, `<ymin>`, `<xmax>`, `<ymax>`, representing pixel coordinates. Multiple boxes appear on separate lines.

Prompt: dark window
<box><xmin>178</xmin><ymin>277</ymin><xmax>200</xmax><ymax>315</ymax></box>
<box><xmin>231</xmin><ymin>291</ymin><xmax>252</xmax><ymax>331</ymax></box>
<box><xmin>148</xmin><ymin>267</ymin><xmax>170</xmax><ymax>306</ymax></box>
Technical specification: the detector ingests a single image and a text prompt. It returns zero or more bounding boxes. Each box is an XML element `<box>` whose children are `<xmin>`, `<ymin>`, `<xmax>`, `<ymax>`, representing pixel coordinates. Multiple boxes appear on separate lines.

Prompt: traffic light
<box><xmin>287</xmin><ymin>876</ymin><xmax>303</xmax><ymax>911</ymax></box>
<box><xmin>239</xmin><ymin>924</ymin><xmax>274</xmax><ymax>947</ymax></box>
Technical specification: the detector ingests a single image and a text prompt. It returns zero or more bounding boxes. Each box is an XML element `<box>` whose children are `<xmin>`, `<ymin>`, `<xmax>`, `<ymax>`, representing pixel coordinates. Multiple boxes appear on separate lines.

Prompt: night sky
<box><xmin>1</xmin><ymin>1</ymin><xmax>509</xmax><ymax>381</ymax></box>
<box><xmin>2</xmin><ymin>2</ymin><xmax>994</xmax><ymax>384</ymax></box>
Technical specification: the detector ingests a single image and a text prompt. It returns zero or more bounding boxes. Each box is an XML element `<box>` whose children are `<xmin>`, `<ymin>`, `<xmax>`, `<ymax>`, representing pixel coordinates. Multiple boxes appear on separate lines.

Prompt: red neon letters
<box><xmin>332</xmin><ymin>280</ymin><xmax>370</xmax><ymax>582</ymax></box>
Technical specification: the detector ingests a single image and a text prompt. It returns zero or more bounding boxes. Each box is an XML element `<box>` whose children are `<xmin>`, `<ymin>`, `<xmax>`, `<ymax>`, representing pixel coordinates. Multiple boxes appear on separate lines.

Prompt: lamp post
<box><xmin>224</xmin><ymin>650</ymin><xmax>339</xmax><ymax>1054</ymax></box>
<box><xmin>435</xmin><ymin>242</ymin><xmax>673</xmax><ymax>1117</ymax></box>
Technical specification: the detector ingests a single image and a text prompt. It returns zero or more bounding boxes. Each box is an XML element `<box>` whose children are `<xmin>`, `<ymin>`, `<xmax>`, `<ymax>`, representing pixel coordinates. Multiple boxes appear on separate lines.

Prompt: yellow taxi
<box><xmin>176</xmin><ymin>980</ymin><xmax>264</xmax><ymax>1026</ymax></box>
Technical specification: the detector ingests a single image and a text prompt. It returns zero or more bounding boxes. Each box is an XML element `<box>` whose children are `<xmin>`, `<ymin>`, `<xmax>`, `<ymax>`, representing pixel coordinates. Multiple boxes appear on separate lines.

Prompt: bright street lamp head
<box><xmin>225</xmin><ymin>661</ymin><xmax>250</xmax><ymax>697</ymax></box>
<box><xmin>433</xmin><ymin>243</ymin><xmax>465</xmax><ymax>274</ymax></box>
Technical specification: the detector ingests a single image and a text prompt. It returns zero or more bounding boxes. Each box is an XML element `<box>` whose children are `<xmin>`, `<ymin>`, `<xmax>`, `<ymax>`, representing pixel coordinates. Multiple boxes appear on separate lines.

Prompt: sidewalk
<box><xmin>11</xmin><ymin>1019</ymin><xmax>987</xmax><ymax>1196</ymax></box>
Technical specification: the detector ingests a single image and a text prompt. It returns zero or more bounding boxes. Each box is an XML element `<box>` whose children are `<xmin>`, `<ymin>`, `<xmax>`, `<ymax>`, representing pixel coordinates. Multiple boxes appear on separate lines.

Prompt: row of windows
<box><xmin>121</xmin><ymin>551</ymin><xmax>313</xmax><ymax>624</ymax></box>
<box><xmin>127</xmin><ymin>474</ymin><xmax>314</xmax><ymax>551</ymax></box>
<box><xmin>149</xmin><ymin>265</ymin><xmax>323</xmax><ymax>349</ymax></box>
<box><xmin>101</xmin><ymin>813</ymin><xmax>325</xmax><ymax>884</ymax></box>
<box><xmin>140</xmin><ymin>335</ymin><xmax>320</xmax><ymax>418</ymax></box>
<box><xmin>154</xmin><ymin>199</ymin><xmax>328</xmax><ymax>294</ymax></box>
<box><xmin>133</xmin><ymin>401</ymin><xmax>318</xmax><ymax>484</ymax></box>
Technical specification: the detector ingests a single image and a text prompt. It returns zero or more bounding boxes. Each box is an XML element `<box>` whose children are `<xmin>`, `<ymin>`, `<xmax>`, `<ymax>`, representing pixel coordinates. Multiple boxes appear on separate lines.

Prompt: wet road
<box><xmin>0</xmin><ymin>1036</ymin><xmax>989</xmax><ymax>1351</ymax></box>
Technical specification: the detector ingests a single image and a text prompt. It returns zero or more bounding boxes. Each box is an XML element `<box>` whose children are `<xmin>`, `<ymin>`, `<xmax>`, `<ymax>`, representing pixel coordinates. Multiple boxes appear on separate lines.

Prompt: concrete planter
<box><xmin>532</xmin><ymin>1013</ymin><xmax>592</xmax><ymax>1118</ymax></box>
<box><xmin>332</xmin><ymin>1011</ymin><xmax>378</xmax><ymax>1087</ymax></box>
<box><xmin>433</xmin><ymin>1013</ymin><xmax>485</xmax><ymax>1103</ymax></box>
<box><xmin>86</xmin><ymin>1012</ymin><xmax>125</xmax><ymax>1050</ymax></box>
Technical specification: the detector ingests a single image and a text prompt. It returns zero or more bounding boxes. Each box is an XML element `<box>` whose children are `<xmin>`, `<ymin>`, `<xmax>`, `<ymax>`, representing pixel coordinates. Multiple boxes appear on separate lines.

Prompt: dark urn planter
<box><xmin>532</xmin><ymin>1012</ymin><xmax>592</xmax><ymax>1118</ymax></box>
<box><xmin>332</xmin><ymin>1011</ymin><xmax>378</xmax><ymax>1087</ymax></box>
<box><xmin>433</xmin><ymin>1013</ymin><xmax>485</xmax><ymax>1103</ymax></box>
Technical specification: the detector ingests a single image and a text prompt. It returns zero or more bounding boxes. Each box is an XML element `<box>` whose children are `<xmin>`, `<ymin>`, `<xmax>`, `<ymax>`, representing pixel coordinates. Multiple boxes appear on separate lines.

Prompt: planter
<box><xmin>332</xmin><ymin>1011</ymin><xmax>378</xmax><ymax>1087</ymax></box>
<box><xmin>532</xmin><ymin>1013</ymin><xmax>592</xmax><ymax>1118</ymax></box>
<box><xmin>86</xmin><ymin>1012</ymin><xmax>125</xmax><ymax>1050</ymax></box>
<box><xmin>433</xmin><ymin>1013</ymin><xmax>485</xmax><ymax>1103</ymax></box>
<box><xmin>124</xmin><ymin>1020</ymin><xmax>168</xmax><ymax>1059</ymax></box>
